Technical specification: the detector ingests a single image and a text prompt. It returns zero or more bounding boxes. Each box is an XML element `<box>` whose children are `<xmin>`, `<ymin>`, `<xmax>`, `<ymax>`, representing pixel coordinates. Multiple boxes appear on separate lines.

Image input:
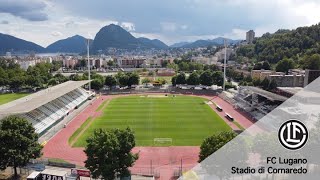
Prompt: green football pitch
<box><xmin>73</xmin><ymin>95</ymin><xmax>231</xmax><ymax>147</ymax></box>
<box><xmin>0</xmin><ymin>93</ymin><xmax>29</xmax><ymax>105</ymax></box>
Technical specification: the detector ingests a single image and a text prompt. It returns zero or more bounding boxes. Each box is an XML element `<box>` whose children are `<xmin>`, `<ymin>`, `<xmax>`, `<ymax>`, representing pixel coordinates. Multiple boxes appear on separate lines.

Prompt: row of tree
<box><xmin>104</xmin><ymin>72</ymin><xmax>140</xmax><ymax>89</ymax></box>
<box><xmin>0</xmin><ymin>59</ymin><xmax>62</xmax><ymax>91</ymax></box>
<box><xmin>239</xmin><ymin>77</ymin><xmax>277</xmax><ymax>91</ymax></box>
<box><xmin>166</xmin><ymin>59</ymin><xmax>221</xmax><ymax>73</ymax></box>
<box><xmin>172</xmin><ymin>70</ymin><xmax>224</xmax><ymax>87</ymax></box>
<box><xmin>252</xmin><ymin>53</ymin><xmax>320</xmax><ymax>74</ymax></box>
<box><xmin>52</xmin><ymin>71</ymin><xmax>140</xmax><ymax>91</ymax></box>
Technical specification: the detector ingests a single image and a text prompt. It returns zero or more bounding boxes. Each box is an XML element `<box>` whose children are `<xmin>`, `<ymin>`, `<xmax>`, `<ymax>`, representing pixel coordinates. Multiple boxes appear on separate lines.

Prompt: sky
<box><xmin>0</xmin><ymin>0</ymin><xmax>320</xmax><ymax>47</ymax></box>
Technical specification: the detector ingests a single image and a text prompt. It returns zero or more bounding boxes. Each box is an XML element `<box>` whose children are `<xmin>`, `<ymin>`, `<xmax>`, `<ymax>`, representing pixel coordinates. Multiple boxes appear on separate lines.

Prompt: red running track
<box><xmin>43</xmin><ymin>94</ymin><xmax>255</xmax><ymax>179</ymax></box>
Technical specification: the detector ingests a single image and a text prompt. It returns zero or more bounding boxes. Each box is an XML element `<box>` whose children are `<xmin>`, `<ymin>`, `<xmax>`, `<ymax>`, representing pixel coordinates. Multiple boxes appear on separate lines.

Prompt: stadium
<box><xmin>0</xmin><ymin>80</ymin><xmax>253</xmax><ymax>179</ymax></box>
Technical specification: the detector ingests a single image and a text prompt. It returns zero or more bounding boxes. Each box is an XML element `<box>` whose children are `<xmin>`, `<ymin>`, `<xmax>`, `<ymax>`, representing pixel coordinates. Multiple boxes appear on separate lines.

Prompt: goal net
<box><xmin>153</xmin><ymin>138</ymin><xmax>173</xmax><ymax>146</ymax></box>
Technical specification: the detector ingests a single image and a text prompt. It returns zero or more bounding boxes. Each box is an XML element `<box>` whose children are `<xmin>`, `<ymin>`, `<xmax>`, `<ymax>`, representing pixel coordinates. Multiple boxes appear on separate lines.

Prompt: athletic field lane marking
<box><xmin>70</xmin><ymin>100</ymin><xmax>110</xmax><ymax>146</ymax></box>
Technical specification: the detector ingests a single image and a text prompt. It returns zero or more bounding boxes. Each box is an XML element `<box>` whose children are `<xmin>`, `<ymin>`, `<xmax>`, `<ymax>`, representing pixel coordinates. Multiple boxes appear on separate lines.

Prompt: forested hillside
<box><xmin>237</xmin><ymin>23</ymin><xmax>320</xmax><ymax>70</ymax></box>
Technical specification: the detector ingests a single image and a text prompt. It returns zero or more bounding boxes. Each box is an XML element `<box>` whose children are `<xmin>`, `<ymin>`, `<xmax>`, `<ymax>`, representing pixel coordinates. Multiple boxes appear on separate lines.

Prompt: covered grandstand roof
<box><xmin>243</xmin><ymin>86</ymin><xmax>288</xmax><ymax>102</ymax></box>
<box><xmin>277</xmin><ymin>87</ymin><xmax>303</xmax><ymax>95</ymax></box>
<box><xmin>0</xmin><ymin>80</ymin><xmax>90</xmax><ymax>116</ymax></box>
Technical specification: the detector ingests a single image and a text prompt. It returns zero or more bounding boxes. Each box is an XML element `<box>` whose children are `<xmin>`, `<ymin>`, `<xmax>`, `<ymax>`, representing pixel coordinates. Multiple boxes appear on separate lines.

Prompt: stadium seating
<box><xmin>19</xmin><ymin>87</ymin><xmax>90</xmax><ymax>135</ymax></box>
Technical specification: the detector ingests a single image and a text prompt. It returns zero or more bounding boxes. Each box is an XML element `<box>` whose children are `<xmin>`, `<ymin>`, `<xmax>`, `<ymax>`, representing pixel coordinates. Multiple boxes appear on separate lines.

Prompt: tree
<box><xmin>69</xmin><ymin>74</ymin><xmax>83</xmax><ymax>81</ymax></box>
<box><xmin>142</xmin><ymin>78</ymin><xmax>151</xmax><ymax>85</ymax></box>
<box><xmin>9</xmin><ymin>76</ymin><xmax>25</xmax><ymax>90</ymax></box>
<box><xmin>204</xmin><ymin>64</ymin><xmax>219</xmax><ymax>71</ymax></box>
<box><xmin>200</xmin><ymin>71</ymin><xmax>213</xmax><ymax>86</ymax></box>
<box><xmin>212</xmin><ymin>71</ymin><xmax>224</xmax><ymax>86</ymax></box>
<box><xmin>107</xmin><ymin>60</ymin><xmax>115</xmax><ymax>67</ymax></box>
<box><xmin>48</xmin><ymin>78</ymin><xmax>59</xmax><ymax>86</ymax></box>
<box><xmin>276</xmin><ymin>58</ymin><xmax>295</xmax><ymax>73</ymax></box>
<box><xmin>187</xmin><ymin>72</ymin><xmax>200</xmax><ymax>85</ymax></box>
<box><xmin>261</xmin><ymin>78</ymin><xmax>270</xmax><ymax>90</ymax></box>
<box><xmin>157</xmin><ymin>78</ymin><xmax>167</xmax><ymax>85</ymax></box>
<box><xmin>117</xmin><ymin>73</ymin><xmax>129</xmax><ymax>87</ymax></box>
<box><xmin>252</xmin><ymin>78</ymin><xmax>260</xmax><ymax>86</ymax></box>
<box><xmin>301</xmin><ymin>54</ymin><xmax>320</xmax><ymax>70</ymax></box>
<box><xmin>262</xmin><ymin>61</ymin><xmax>271</xmax><ymax>70</ymax></box>
<box><xmin>84</xmin><ymin>128</ymin><xmax>138</xmax><ymax>180</ymax></box>
<box><xmin>175</xmin><ymin>73</ymin><xmax>187</xmax><ymax>85</ymax></box>
<box><xmin>161</xmin><ymin>60</ymin><xmax>168</xmax><ymax>68</ymax></box>
<box><xmin>91</xmin><ymin>73</ymin><xmax>105</xmax><ymax>82</ymax></box>
<box><xmin>0</xmin><ymin>116</ymin><xmax>42</xmax><ymax>177</ymax></box>
<box><xmin>105</xmin><ymin>75</ymin><xmax>117</xmax><ymax>89</ymax></box>
<box><xmin>171</xmin><ymin>76</ymin><xmax>177</xmax><ymax>86</ymax></box>
<box><xmin>269</xmin><ymin>79</ymin><xmax>277</xmax><ymax>90</ymax></box>
<box><xmin>54</xmin><ymin>73</ymin><xmax>68</xmax><ymax>84</ymax></box>
<box><xmin>91</xmin><ymin>78</ymin><xmax>104</xmax><ymax>90</ymax></box>
<box><xmin>199</xmin><ymin>131</ymin><xmax>237</xmax><ymax>162</ymax></box>
<box><xmin>199</xmin><ymin>131</ymin><xmax>247</xmax><ymax>179</ymax></box>
<box><xmin>127</xmin><ymin>73</ymin><xmax>140</xmax><ymax>88</ymax></box>
<box><xmin>178</xmin><ymin>62</ymin><xmax>189</xmax><ymax>71</ymax></box>
<box><xmin>253</xmin><ymin>62</ymin><xmax>262</xmax><ymax>70</ymax></box>
<box><xmin>0</xmin><ymin>67</ymin><xmax>8</xmax><ymax>86</ymax></box>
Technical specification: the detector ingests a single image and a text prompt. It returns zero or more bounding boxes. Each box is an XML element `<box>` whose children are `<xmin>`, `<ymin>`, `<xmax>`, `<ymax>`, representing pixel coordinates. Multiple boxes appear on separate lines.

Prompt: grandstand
<box><xmin>234</xmin><ymin>86</ymin><xmax>287</xmax><ymax>121</ymax></box>
<box><xmin>0</xmin><ymin>81</ymin><xmax>91</xmax><ymax>135</ymax></box>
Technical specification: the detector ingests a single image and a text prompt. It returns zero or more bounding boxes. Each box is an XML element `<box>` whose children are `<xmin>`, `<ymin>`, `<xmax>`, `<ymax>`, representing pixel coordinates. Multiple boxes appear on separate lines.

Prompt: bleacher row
<box><xmin>20</xmin><ymin>88</ymin><xmax>89</xmax><ymax>135</ymax></box>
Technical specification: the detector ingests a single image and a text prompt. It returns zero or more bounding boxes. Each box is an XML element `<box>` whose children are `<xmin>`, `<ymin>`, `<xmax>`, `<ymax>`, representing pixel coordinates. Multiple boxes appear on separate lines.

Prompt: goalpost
<box><xmin>153</xmin><ymin>138</ymin><xmax>173</xmax><ymax>146</ymax></box>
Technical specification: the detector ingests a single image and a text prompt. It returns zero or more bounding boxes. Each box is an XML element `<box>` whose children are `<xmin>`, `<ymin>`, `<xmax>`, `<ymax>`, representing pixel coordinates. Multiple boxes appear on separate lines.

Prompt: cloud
<box><xmin>120</xmin><ymin>22</ymin><xmax>135</xmax><ymax>32</ymax></box>
<box><xmin>0</xmin><ymin>0</ymin><xmax>48</xmax><ymax>21</ymax></box>
<box><xmin>181</xmin><ymin>25</ymin><xmax>188</xmax><ymax>30</ymax></box>
<box><xmin>160</xmin><ymin>22</ymin><xmax>177</xmax><ymax>32</ymax></box>
<box><xmin>3</xmin><ymin>0</ymin><xmax>320</xmax><ymax>46</ymax></box>
<box><xmin>0</xmin><ymin>20</ymin><xmax>9</xmax><ymax>24</ymax></box>
<box><xmin>65</xmin><ymin>21</ymin><xmax>77</xmax><ymax>28</ymax></box>
<box><xmin>51</xmin><ymin>31</ymin><xmax>63</xmax><ymax>37</ymax></box>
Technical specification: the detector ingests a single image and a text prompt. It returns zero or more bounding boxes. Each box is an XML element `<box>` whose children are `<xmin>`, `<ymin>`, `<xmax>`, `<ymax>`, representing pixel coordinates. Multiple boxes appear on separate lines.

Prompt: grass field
<box><xmin>73</xmin><ymin>95</ymin><xmax>231</xmax><ymax>147</ymax></box>
<box><xmin>0</xmin><ymin>93</ymin><xmax>29</xmax><ymax>105</ymax></box>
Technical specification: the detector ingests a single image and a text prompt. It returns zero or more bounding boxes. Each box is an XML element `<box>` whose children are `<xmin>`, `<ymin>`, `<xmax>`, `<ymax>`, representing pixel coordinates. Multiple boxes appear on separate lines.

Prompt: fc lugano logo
<box><xmin>278</xmin><ymin>120</ymin><xmax>308</xmax><ymax>150</ymax></box>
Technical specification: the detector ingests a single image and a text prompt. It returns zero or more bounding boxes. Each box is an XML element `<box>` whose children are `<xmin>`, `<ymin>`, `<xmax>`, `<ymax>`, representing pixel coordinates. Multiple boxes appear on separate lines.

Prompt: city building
<box><xmin>5</xmin><ymin>52</ymin><xmax>11</xmax><ymax>58</ymax></box>
<box><xmin>268</xmin><ymin>74</ymin><xmax>304</xmax><ymax>87</ymax></box>
<box><xmin>117</xmin><ymin>57</ymin><xmax>146</xmax><ymax>68</ymax></box>
<box><xmin>246</xmin><ymin>30</ymin><xmax>255</xmax><ymax>44</ymax></box>
<box><xmin>63</xmin><ymin>56</ymin><xmax>78</xmax><ymax>69</ymax></box>
<box><xmin>251</xmin><ymin>70</ymin><xmax>284</xmax><ymax>80</ymax></box>
<box><xmin>18</xmin><ymin>60</ymin><xmax>36</xmax><ymax>70</ymax></box>
<box><xmin>214</xmin><ymin>48</ymin><xmax>234</xmax><ymax>62</ymax></box>
<box><xmin>157</xmin><ymin>69</ymin><xmax>176</xmax><ymax>76</ymax></box>
<box><xmin>304</xmin><ymin>69</ymin><xmax>320</xmax><ymax>86</ymax></box>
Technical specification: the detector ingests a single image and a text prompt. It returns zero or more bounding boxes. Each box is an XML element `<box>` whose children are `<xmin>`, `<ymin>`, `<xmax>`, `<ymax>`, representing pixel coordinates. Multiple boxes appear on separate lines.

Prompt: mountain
<box><xmin>181</xmin><ymin>37</ymin><xmax>241</xmax><ymax>48</ymax></box>
<box><xmin>170</xmin><ymin>42</ymin><xmax>191</xmax><ymax>48</ymax></box>
<box><xmin>91</xmin><ymin>24</ymin><xmax>169</xmax><ymax>52</ymax></box>
<box><xmin>46</xmin><ymin>35</ymin><xmax>91</xmax><ymax>53</ymax></box>
<box><xmin>91</xmin><ymin>24</ymin><xmax>142</xmax><ymax>52</ymax></box>
<box><xmin>0</xmin><ymin>33</ymin><xmax>45</xmax><ymax>54</ymax></box>
<box><xmin>137</xmin><ymin>37</ymin><xmax>168</xmax><ymax>49</ymax></box>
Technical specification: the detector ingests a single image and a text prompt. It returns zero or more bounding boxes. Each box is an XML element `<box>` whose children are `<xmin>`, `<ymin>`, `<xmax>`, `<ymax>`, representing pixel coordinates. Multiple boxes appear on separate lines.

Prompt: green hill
<box><xmin>237</xmin><ymin>23</ymin><xmax>320</xmax><ymax>64</ymax></box>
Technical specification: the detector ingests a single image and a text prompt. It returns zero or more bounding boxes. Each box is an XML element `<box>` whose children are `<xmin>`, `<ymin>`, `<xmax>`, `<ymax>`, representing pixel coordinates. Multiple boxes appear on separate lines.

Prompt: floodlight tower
<box><xmin>223</xmin><ymin>38</ymin><xmax>227</xmax><ymax>91</ymax></box>
<box><xmin>87</xmin><ymin>39</ymin><xmax>91</xmax><ymax>91</ymax></box>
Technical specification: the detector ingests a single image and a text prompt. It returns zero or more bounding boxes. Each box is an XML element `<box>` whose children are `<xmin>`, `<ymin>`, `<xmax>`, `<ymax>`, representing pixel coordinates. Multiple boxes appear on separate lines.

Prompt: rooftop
<box><xmin>0</xmin><ymin>80</ymin><xmax>90</xmax><ymax>116</ymax></box>
<box><xmin>277</xmin><ymin>87</ymin><xmax>303</xmax><ymax>95</ymax></box>
<box><xmin>242</xmin><ymin>86</ymin><xmax>288</xmax><ymax>102</ymax></box>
